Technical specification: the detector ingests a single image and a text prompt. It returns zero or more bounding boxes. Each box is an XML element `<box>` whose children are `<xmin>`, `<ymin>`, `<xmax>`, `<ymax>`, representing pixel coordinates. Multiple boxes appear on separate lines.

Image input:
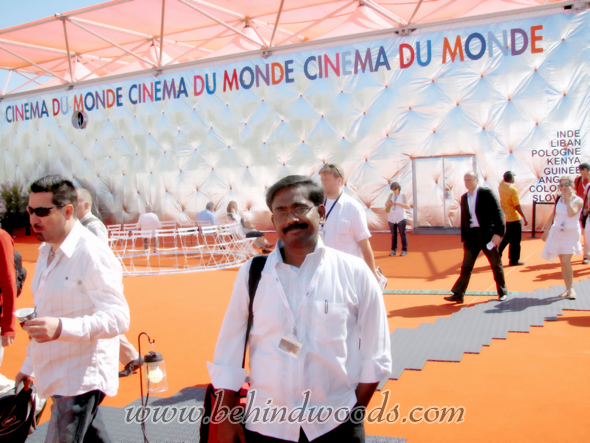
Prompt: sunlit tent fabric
<box><xmin>0</xmin><ymin>0</ymin><xmax>577</xmax><ymax>93</ymax></box>
<box><xmin>0</xmin><ymin>0</ymin><xmax>588</xmax><ymax>231</ymax></box>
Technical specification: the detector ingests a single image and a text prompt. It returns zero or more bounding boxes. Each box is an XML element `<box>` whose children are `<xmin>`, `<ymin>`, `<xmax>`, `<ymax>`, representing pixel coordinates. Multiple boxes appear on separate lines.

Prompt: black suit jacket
<box><xmin>460</xmin><ymin>187</ymin><xmax>505</xmax><ymax>243</ymax></box>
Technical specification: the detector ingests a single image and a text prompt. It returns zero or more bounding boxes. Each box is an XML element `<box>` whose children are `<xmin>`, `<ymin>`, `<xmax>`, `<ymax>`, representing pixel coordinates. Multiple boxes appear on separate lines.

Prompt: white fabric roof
<box><xmin>0</xmin><ymin>0</ymin><xmax>583</xmax><ymax>96</ymax></box>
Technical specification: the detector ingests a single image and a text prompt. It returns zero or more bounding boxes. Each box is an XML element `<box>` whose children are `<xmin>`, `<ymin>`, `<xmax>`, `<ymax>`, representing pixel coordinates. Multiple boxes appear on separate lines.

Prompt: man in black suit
<box><xmin>445</xmin><ymin>172</ymin><xmax>508</xmax><ymax>303</ymax></box>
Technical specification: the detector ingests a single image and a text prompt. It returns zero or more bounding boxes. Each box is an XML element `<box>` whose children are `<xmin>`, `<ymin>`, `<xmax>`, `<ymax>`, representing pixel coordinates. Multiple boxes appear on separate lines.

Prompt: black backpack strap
<box><xmin>14</xmin><ymin>251</ymin><xmax>26</xmax><ymax>298</ymax></box>
<box><xmin>241</xmin><ymin>255</ymin><xmax>268</xmax><ymax>368</ymax></box>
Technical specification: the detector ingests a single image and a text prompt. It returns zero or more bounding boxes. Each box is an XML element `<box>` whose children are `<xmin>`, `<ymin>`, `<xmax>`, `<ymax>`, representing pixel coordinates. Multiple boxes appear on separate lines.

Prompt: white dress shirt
<box><xmin>321</xmin><ymin>192</ymin><xmax>371</xmax><ymax>258</ymax></box>
<box><xmin>207</xmin><ymin>237</ymin><xmax>392</xmax><ymax>441</ymax></box>
<box><xmin>79</xmin><ymin>212</ymin><xmax>108</xmax><ymax>244</ymax></box>
<box><xmin>467</xmin><ymin>187</ymin><xmax>480</xmax><ymax>228</ymax></box>
<box><xmin>20</xmin><ymin>221</ymin><xmax>130</xmax><ymax>398</ymax></box>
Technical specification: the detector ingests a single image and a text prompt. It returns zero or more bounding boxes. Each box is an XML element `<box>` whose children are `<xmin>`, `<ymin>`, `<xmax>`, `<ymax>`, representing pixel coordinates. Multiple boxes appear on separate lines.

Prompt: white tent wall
<box><xmin>1</xmin><ymin>10</ymin><xmax>588</xmax><ymax>231</ymax></box>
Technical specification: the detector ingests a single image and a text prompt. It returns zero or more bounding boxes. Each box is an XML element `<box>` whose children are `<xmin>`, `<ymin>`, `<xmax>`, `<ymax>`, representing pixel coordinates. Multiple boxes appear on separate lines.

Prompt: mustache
<box><xmin>283</xmin><ymin>223</ymin><xmax>309</xmax><ymax>234</ymax></box>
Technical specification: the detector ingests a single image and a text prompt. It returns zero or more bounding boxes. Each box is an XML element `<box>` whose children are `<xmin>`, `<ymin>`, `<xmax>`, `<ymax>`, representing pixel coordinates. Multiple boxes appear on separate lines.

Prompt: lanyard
<box><xmin>323</xmin><ymin>192</ymin><xmax>343</xmax><ymax>223</ymax></box>
<box><xmin>274</xmin><ymin>253</ymin><xmax>324</xmax><ymax>340</ymax></box>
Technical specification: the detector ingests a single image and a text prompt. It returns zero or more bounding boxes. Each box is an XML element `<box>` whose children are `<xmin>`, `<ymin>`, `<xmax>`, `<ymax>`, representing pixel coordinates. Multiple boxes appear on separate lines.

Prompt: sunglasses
<box><xmin>559</xmin><ymin>183</ymin><xmax>572</xmax><ymax>187</ymax></box>
<box><xmin>26</xmin><ymin>205</ymin><xmax>65</xmax><ymax>217</ymax></box>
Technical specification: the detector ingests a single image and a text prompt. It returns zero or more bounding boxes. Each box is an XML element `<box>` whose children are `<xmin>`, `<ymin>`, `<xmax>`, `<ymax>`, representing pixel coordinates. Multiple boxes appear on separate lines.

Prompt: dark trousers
<box><xmin>46</xmin><ymin>390</ymin><xmax>111</xmax><ymax>443</ymax></box>
<box><xmin>388</xmin><ymin>220</ymin><xmax>408</xmax><ymax>252</ymax></box>
<box><xmin>452</xmin><ymin>228</ymin><xmax>507</xmax><ymax>297</ymax></box>
<box><xmin>498</xmin><ymin>220</ymin><xmax>522</xmax><ymax>264</ymax></box>
<box><xmin>244</xmin><ymin>406</ymin><xmax>365</xmax><ymax>443</ymax></box>
<box><xmin>142</xmin><ymin>237</ymin><xmax>159</xmax><ymax>250</ymax></box>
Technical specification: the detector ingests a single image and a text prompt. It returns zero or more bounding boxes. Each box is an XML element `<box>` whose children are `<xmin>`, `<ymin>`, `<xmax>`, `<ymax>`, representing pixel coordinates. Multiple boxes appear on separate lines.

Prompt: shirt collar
<box><xmin>273</xmin><ymin>235</ymin><xmax>326</xmax><ymax>266</ymax></box>
<box><xmin>468</xmin><ymin>186</ymin><xmax>479</xmax><ymax>197</ymax></box>
<box><xmin>39</xmin><ymin>220</ymin><xmax>84</xmax><ymax>258</ymax></box>
<box><xmin>79</xmin><ymin>212</ymin><xmax>92</xmax><ymax>223</ymax></box>
<box><xmin>325</xmin><ymin>190</ymin><xmax>345</xmax><ymax>203</ymax></box>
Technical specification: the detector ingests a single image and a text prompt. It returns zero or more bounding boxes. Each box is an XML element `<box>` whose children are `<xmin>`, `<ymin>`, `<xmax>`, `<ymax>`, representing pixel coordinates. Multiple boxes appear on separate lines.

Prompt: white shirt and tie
<box><xmin>467</xmin><ymin>186</ymin><xmax>480</xmax><ymax>228</ymax></box>
<box><xmin>20</xmin><ymin>221</ymin><xmax>130</xmax><ymax>399</ymax></box>
<box><xmin>208</xmin><ymin>236</ymin><xmax>392</xmax><ymax>441</ymax></box>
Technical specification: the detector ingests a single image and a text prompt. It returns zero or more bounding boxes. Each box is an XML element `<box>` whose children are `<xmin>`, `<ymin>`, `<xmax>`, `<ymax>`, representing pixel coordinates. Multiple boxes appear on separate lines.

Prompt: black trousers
<box><xmin>46</xmin><ymin>390</ymin><xmax>110</xmax><ymax>443</ymax></box>
<box><xmin>388</xmin><ymin>220</ymin><xmax>408</xmax><ymax>252</ymax></box>
<box><xmin>451</xmin><ymin>228</ymin><xmax>507</xmax><ymax>297</ymax></box>
<box><xmin>244</xmin><ymin>406</ymin><xmax>365</xmax><ymax>443</ymax></box>
<box><xmin>498</xmin><ymin>220</ymin><xmax>522</xmax><ymax>264</ymax></box>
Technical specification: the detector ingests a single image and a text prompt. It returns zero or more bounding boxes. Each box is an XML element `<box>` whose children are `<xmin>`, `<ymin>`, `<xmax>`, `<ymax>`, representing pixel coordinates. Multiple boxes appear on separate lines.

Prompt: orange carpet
<box><xmin>3</xmin><ymin>233</ymin><xmax>589</xmax><ymax>442</ymax></box>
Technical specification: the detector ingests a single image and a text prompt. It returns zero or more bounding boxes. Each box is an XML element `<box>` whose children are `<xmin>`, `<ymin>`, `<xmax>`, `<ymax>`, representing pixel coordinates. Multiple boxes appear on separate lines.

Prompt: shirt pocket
<box><xmin>54</xmin><ymin>277</ymin><xmax>89</xmax><ymax>317</ymax></box>
<box><xmin>311</xmin><ymin>300</ymin><xmax>350</xmax><ymax>344</ymax></box>
<box><xmin>337</xmin><ymin>220</ymin><xmax>351</xmax><ymax>239</ymax></box>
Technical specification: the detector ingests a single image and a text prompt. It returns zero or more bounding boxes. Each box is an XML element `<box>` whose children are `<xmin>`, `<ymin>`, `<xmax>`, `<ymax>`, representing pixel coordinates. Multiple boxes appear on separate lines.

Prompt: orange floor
<box><xmin>4</xmin><ymin>233</ymin><xmax>589</xmax><ymax>442</ymax></box>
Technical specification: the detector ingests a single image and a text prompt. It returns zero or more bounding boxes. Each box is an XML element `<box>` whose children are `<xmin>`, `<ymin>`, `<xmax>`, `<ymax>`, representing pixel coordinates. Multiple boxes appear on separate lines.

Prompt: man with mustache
<box><xmin>208</xmin><ymin>175</ymin><xmax>392</xmax><ymax>442</ymax></box>
<box><xmin>16</xmin><ymin>175</ymin><xmax>129</xmax><ymax>443</ymax></box>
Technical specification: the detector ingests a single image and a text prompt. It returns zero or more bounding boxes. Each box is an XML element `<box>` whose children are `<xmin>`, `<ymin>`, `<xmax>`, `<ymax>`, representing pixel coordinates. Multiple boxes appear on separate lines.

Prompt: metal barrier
<box><xmin>107</xmin><ymin>222</ymin><xmax>257</xmax><ymax>276</ymax></box>
<box><xmin>529</xmin><ymin>200</ymin><xmax>556</xmax><ymax>238</ymax></box>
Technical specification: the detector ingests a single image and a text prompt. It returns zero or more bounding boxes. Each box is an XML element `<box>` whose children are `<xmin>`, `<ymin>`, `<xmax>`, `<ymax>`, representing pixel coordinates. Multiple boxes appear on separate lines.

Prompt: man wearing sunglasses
<box><xmin>210</xmin><ymin>175</ymin><xmax>391</xmax><ymax>443</ymax></box>
<box><xmin>15</xmin><ymin>174</ymin><xmax>129</xmax><ymax>443</ymax></box>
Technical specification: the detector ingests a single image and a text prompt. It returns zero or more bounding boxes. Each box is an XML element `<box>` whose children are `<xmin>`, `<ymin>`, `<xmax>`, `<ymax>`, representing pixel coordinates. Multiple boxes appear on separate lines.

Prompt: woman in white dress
<box><xmin>541</xmin><ymin>175</ymin><xmax>583</xmax><ymax>299</ymax></box>
<box><xmin>385</xmin><ymin>182</ymin><xmax>410</xmax><ymax>256</ymax></box>
<box><xmin>226</xmin><ymin>201</ymin><xmax>274</xmax><ymax>253</ymax></box>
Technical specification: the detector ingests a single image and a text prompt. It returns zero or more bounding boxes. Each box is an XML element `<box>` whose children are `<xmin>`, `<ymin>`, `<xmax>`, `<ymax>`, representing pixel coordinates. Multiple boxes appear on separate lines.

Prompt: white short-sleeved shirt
<box><xmin>320</xmin><ymin>192</ymin><xmax>371</xmax><ymax>258</ymax></box>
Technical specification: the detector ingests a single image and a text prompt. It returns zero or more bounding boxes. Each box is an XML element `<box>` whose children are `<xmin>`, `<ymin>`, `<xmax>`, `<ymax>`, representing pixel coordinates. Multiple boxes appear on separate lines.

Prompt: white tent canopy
<box><xmin>0</xmin><ymin>0</ymin><xmax>585</xmax><ymax>97</ymax></box>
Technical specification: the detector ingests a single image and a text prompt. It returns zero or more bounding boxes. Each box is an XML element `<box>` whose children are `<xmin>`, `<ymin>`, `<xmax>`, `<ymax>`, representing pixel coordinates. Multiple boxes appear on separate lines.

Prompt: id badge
<box><xmin>278</xmin><ymin>335</ymin><xmax>303</xmax><ymax>359</ymax></box>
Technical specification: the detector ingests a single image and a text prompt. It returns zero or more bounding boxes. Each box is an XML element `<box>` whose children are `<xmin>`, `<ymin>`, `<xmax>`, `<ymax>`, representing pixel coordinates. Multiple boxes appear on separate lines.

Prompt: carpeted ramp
<box><xmin>379</xmin><ymin>279</ymin><xmax>590</xmax><ymax>389</ymax></box>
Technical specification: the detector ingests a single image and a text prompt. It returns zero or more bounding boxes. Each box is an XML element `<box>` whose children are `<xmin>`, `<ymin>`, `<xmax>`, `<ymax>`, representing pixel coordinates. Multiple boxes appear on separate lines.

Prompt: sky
<box><xmin>0</xmin><ymin>0</ymin><xmax>107</xmax><ymax>29</ymax></box>
<box><xmin>0</xmin><ymin>0</ymin><xmax>108</xmax><ymax>94</ymax></box>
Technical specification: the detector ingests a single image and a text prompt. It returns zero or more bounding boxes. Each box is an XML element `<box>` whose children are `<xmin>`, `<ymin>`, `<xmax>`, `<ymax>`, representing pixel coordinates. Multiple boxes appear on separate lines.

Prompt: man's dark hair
<box><xmin>266</xmin><ymin>175</ymin><xmax>325</xmax><ymax>210</ymax></box>
<box><xmin>503</xmin><ymin>171</ymin><xmax>514</xmax><ymax>181</ymax></box>
<box><xmin>580</xmin><ymin>163</ymin><xmax>590</xmax><ymax>171</ymax></box>
<box><xmin>206</xmin><ymin>202</ymin><xmax>215</xmax><ymax>211</ymax></box>
<box><xmin>29</xmin><ymin>174</ymin><xmax>77</xmax><ymax>210</ymax></box>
